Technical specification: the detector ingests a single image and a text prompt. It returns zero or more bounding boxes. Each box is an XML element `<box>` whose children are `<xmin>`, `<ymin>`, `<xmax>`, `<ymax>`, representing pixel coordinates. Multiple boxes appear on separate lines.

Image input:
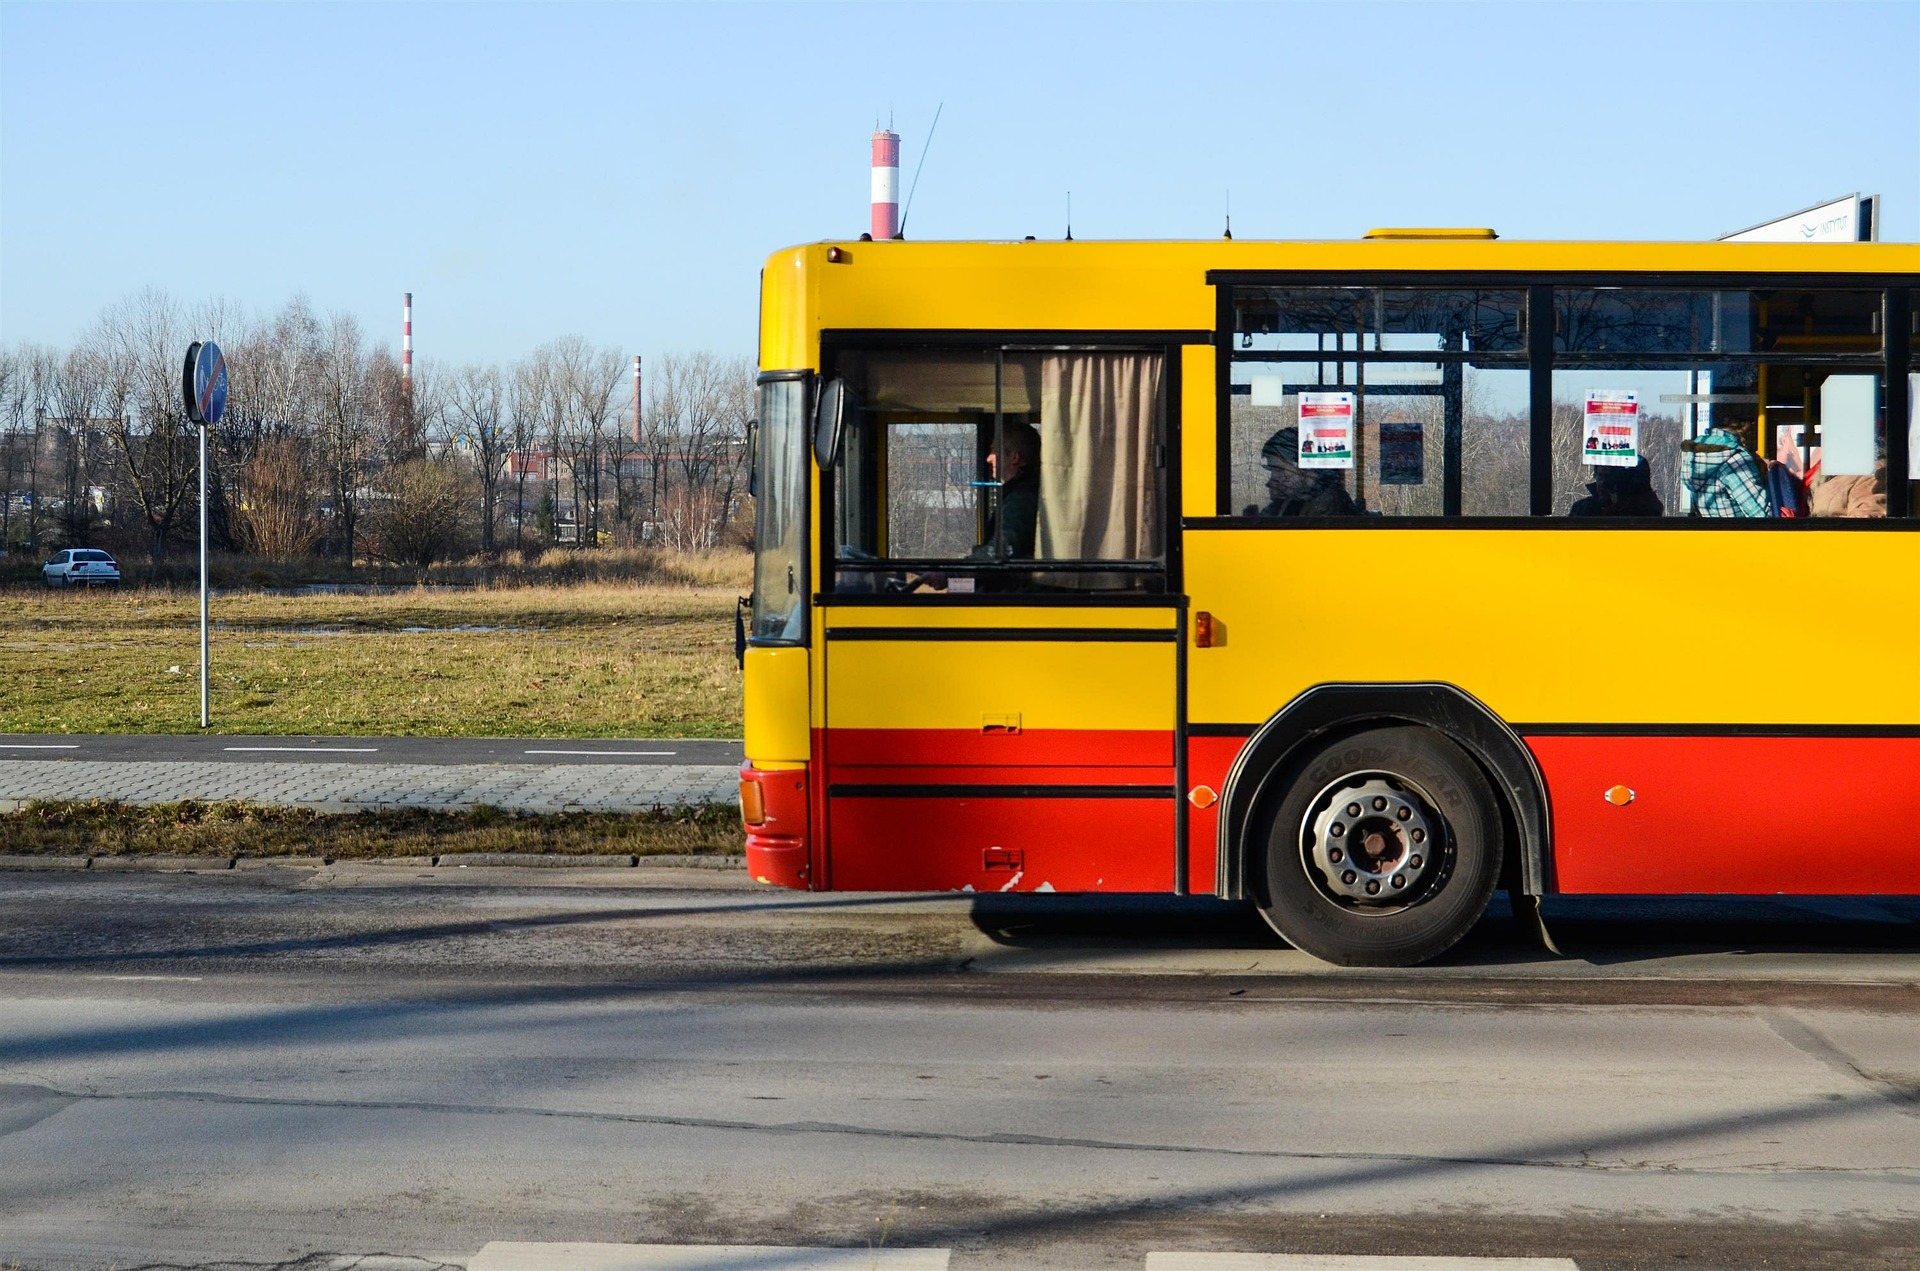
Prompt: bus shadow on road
<box><xmin>963</xmin><ymin>891</ymin><xmax>1920</xmax><ymax>974</ymax></box>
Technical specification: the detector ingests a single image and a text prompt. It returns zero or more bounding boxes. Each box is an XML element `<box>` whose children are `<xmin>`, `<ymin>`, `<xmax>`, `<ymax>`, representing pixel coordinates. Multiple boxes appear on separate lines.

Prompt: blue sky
<box><xmin>3</xmin><ymin>1</ymin><xmax>1916</xmax><ymax>368</ymax></box>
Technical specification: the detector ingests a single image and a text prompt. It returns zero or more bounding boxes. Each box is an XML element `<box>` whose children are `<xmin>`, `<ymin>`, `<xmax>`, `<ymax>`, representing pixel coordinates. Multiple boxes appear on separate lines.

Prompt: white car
<box><xmin>42</xmin><ymin>548</ymin><xmax>121</xmax><ymax>587</ymax></box>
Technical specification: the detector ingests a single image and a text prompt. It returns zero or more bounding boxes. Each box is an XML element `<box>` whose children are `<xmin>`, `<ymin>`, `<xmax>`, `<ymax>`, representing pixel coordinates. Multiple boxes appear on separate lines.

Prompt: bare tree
<box><xmin>368</xmin><ymin>456</ymin><xmax>473</xmax><ymax>576</ymax></box>
<box><xmin>507</xmin><ymin>354</ymin><xmax>548</xmax><ymax>553</ymax></box>
<box><xmin>547</xmin><ymin>338</ymin><xmax>624</xmax><ymax>546</ymax></box>
<box><xmin>94</xmin><ymin>289</ymin><xmax>200</xmax><ymax>566</ymax></box>
<box><xmin>314</xmin><ymin>312</ymin><xmax>378</xmax><ymax>564</ymax></box>
<box><xmin>47</xmin><ymin>344</ymin><xmax>114</xmax><ymax>545</ymax></box>
<box><xmin>235</xmin><ymin>436</ymin><xmax>321</xmax><ymax>560</ymax></box>
<box><xmin>445</xmin><ymin>363</ymin><xmax>509</xmax><ymax>554</ymax></box>
<box><xmin>649</xmin><ymin>352</ymin><xmax>754</xmax><ymax>549</ymax></box>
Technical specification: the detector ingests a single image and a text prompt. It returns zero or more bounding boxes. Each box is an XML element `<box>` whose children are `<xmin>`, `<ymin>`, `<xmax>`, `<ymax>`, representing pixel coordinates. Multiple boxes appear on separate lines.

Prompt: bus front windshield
<box><xmin>751</xmin><ymin>375</ymin><xmax>808</xmax><ymax>642</ymax></box>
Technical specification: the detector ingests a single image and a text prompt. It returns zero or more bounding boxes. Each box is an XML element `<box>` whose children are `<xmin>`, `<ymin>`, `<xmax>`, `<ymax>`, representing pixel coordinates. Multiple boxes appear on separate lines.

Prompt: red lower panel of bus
<box><xmin>1526</xmin><ymin>733</ymin><xmax>1920</xmax><ymax>895</ymax></box>
<box><xmin>1185</xmin><ymin>734</ymin><xmax>1247</xmax><ymax>894</ymax></box>
<box><xmin>823</xmin><ymin>727</ymin><xmax>1175</xmax><ymax>893</ymax></box>
<box><xmin>828</xmin><ymin>793</ymin><xmax>1176</xmax><ymax>893</ymax></box>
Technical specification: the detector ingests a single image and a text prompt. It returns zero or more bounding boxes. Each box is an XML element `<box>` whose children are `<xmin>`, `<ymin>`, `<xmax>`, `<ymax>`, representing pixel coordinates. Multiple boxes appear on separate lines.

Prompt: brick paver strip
<box><xmin>0</xmin><ymin>760</ymin><xmax>739</xmax><ymax>812</ymax></box>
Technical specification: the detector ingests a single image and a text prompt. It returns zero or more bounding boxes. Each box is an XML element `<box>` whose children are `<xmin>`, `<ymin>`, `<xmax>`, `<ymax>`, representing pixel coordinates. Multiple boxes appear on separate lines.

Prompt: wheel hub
<box><xmin>1306</xmin><ymin>777</ymin><xmax>1436</xmax><ymax>904</ymax></box>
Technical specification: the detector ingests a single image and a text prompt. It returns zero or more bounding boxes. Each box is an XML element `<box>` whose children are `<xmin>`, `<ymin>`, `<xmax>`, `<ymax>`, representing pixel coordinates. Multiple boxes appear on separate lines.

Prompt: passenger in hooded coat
<box><xmin>1569</xmin><ymin>458</ymin><xmax>1664</xmax><ymax>517</ymax></box>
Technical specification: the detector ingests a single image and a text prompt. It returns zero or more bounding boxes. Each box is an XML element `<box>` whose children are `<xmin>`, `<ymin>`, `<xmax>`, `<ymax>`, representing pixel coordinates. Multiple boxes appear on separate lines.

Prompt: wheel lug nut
<box><xmin>1346</xmin><ymin>803</ymin><xmax>1362</xmax><ymax>818</ymax></box>
<box><xmin>1396</xmin><ymin>807</ymin><xmax>1411</xmax><ymax>821</ymax></box>
<box><xmin>1390</xmin><ymin>874</ymin><xmax>1406</xmax><ymax>889</ymax></box>
<box><xmin>1409</xmin><ymin>854</ymin><xmax>1423</xmax><ymax>869</ymax></box>
<box><xmin>1411</xmin><ymin>829</ymin><xmax>1426</xmax><ymax>844</ymax></box>
<box><xmin>1341</xmin><ymin>870</ymin><xmax>1357</xmax><ymax>885</ymax></box>
<box><xmin>1365</xmin><ymin>880</ymin><xmax>1381</xmax><ymax>895</ymax></box>
<box><xmin>1329</xmin><ymin>823</ymin><xmax>1345</xmax><ymax>837</ymax></box>
<box><xmin>1372</xmin><ymin>797</ymin><xmax>1388</xmax><ymax>811</ymax></box>
<box><xmin>1329</xmin><ymin>846</ymin><xmax>1344</xmax><ymax>863</ymax></box>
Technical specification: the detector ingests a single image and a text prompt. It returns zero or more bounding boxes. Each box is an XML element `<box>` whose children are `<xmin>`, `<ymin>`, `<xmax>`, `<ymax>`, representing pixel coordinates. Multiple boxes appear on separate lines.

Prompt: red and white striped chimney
<box><xmin>401</xmin><ymin>292</ymin><xmax>413</xmax><ymax>388</ymax></box>
<box><xmin>631</xmin><ymin>355</ymin><xmax>643</xmax><ymax>444</ymax></box>
<box><xmin>870</xmin><ymin>129</ymin><xmax>900</xmax><ymax>240</ymax></box>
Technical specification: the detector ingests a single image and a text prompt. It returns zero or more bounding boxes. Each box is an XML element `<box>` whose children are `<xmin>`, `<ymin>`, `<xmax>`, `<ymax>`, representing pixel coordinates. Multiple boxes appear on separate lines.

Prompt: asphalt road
<box><xmin>0</xmin><ymin>734</ymin><xmax>746</xmax><ymax>767</ymax></box>
<box><xmin>2</xmin><ymin>866</ymin><xmax>1917</xmax><ymax>1271</ymax></box>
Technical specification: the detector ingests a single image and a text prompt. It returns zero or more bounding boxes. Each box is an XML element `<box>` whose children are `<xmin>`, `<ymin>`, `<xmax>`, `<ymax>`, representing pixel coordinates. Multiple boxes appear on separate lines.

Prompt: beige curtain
<box><xmin>1036</xmin><ymin>353</ymin><xmax>1162</xmax><ymax>561</ymax></box>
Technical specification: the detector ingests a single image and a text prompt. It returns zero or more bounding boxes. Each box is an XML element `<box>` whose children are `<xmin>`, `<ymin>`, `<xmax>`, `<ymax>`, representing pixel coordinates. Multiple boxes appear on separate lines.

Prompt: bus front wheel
<box><xmin>1255</xmin><ymin>726</ymin><xmax>1504</xmax><ymax>968</ymax></box>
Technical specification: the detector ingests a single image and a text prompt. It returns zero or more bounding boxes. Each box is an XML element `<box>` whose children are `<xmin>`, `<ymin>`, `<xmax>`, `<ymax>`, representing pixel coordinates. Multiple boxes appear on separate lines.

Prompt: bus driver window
<box><xmin>824</xmin><ymin>347</ymin><xmax>1168</xmax><ymax>595</ymax></box>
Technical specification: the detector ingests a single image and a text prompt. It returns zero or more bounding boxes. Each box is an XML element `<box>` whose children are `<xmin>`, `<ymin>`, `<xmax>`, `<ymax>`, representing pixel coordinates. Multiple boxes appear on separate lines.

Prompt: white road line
<box><xmin>472</xmin><ymin>1245</ymin><xmax>948</xmax><ymax>1271</ymax></box>
<box><xmin>1145</xmin><ymin>1256</ymin><xmax>1580</xmax><ymax>1270</ymax></box>
<box><xmin>0</xmin><ymin>744</ymin><xmax>81</xmax><ymax>749</ymax></box>
<box><xmin>522</xmin><ymin>749</ymin><xmax>678</xmax><ymax>757</ymax></box>
<box><xmin>223</xmin><ymin>747</ymin><xmax>380</xmax><ymax>753</ymax></box>
<box><xmin>87</xmin><ymin>975</ymin><xmax>204</xmax><ymax>982</ymax></box>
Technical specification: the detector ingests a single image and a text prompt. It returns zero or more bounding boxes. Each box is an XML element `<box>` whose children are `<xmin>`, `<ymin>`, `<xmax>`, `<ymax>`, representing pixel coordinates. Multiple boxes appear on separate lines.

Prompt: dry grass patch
<box><xmin>0</xmin><ymin>799</ymin><xmax>743</xmax><ymax>859</ymax></box>
<box><xmin>1</xmin><ymin>578</ymin><xmax>745</xmax><ymax>737</ymax></box>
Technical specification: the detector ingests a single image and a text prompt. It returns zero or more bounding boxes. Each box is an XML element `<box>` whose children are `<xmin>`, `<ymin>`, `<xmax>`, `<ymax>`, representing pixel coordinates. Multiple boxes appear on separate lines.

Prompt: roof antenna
<box><xmin>1065</xmin><ymin>191</ymin><xmax>1073</xmax><ymax>241</ymax></box>
<box><xmin>1224</xmin><ymin>189</ymin><xmax>1232</xmax><ymax>240</ymax></box>
<box><xmin>897</xmin><ymin>102</ymin><xmax>942</xmax><ymax>239</ymax></box>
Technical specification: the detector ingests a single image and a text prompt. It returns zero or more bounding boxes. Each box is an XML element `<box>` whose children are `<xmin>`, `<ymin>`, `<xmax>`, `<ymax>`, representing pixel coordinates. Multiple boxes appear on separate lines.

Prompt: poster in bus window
<box><xmin>1298</xmin><ymin>392</ymin><xmax>1355</xmax><ymax>469</ymax></box>
<box><xmin>1378</xmin><ymin>421</ymin><xmax>1424</xmax><ymax>485</ymax></box>
<box><xmin>1582</xmin><ymin>390</ymin><xmax>1639</xmax><ymax>467</ymax></box>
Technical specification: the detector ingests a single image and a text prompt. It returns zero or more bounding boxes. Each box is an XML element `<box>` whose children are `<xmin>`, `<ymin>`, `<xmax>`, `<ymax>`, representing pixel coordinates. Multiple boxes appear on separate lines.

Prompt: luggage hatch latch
<box><xmin>983</xmin><ymin>847</ymin><xmax>1023</xmax><ymax>872</ymax></box>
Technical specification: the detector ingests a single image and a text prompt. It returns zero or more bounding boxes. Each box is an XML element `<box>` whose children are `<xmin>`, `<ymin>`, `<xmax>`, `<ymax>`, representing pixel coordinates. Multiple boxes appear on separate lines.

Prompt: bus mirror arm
<box><xmin>734</xmin><ymin>596</ymin><xmax>749</xmax><ymax>670</ymax></box>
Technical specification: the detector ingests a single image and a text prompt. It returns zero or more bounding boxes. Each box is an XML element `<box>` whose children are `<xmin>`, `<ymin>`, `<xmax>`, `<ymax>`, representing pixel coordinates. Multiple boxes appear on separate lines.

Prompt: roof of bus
<box><xmin>757</xmin><ymin>238</ymin><xmax>1917</xmax><ymax>367</ymax></box>
<box><xmin>768</xmin><ymin>236</ymin><xmax>1917</xmax><ymax>273</ymax></box>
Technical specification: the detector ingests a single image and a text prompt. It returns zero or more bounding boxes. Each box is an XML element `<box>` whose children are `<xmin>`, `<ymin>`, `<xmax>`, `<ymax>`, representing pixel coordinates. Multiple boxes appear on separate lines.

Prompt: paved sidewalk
<box><xmin>0</xmin><ymin>759</ymin><xmax>739</xmax><ymax>812</ymax></box>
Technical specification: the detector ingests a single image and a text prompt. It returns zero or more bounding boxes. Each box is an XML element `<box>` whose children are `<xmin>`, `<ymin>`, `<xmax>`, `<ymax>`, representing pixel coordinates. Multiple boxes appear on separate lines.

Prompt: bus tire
<box><xmin>1255</xmin><ymin>725</ymin><xmax>1503</xmax><ymax>967</ymax></box>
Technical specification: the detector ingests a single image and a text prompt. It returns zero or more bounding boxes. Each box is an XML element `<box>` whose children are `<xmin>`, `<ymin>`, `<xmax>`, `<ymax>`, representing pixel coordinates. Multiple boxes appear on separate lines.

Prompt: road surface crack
<box><xmin>19</xmin><ymin>1080</ymin><xmax>1920</xmax><ymax>1179</ymax></box>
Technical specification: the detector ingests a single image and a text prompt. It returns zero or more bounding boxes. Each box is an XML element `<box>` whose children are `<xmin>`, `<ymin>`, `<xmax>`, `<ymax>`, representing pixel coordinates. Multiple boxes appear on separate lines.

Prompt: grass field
<box><xmin>1</xmin><ymin>558</ymin><xmax>749</xmax><ymax>737</ymax></box>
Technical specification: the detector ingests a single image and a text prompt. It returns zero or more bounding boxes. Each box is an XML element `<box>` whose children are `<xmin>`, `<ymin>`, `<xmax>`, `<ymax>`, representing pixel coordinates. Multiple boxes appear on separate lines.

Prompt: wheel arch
<box><xmin>1216</xmin><ymin>682</ymin><xmax>1551</xmax><ymax>901</ymax></box>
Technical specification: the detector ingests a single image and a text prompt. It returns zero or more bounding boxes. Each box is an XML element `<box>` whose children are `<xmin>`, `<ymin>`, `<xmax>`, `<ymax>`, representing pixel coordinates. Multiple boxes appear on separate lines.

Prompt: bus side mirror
<box><xmin>813</xmin><ymin>377</ymin><xmax>847</xmax><ymax>469</ymax></box>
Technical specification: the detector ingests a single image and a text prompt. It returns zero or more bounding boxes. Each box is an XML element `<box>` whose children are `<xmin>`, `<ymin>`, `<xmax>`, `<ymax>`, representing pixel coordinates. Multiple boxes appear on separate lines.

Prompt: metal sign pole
<box><xmin>199</xmin><ymin>419</ymin><xmax>210</xmax><ymax>729</ymax></box>
<box><xmin>182</xmin><ymin>339</ymin><xmax>226</xmax><ymax>733</ymax></box>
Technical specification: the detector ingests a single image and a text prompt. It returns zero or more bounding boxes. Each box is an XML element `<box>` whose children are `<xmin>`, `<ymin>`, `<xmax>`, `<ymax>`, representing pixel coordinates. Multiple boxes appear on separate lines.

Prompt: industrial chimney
<box><xmin>871</xmin><ymin>129</ymin><xmax>900</xmax><ymax>240</ymax></box>
<box><xmin>401</xmin><ymin>292</ymin><xmax>413</xmax><ymax>389</ymax></box>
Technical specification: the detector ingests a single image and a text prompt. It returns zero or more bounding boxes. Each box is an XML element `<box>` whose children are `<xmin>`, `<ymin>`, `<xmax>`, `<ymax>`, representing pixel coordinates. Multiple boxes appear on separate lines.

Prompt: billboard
<box><xmin>1721</xmin><ymin>193</ymin><xmax>1878</xmax><ymax>243</ymax></box>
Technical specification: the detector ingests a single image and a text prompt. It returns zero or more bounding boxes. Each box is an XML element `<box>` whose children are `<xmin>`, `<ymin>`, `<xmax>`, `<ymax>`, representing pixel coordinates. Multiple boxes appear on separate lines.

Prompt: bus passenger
<box><xmin>1680</xmin><ymin>427</ymin><xmax>1770</xmax><ymax>517</ymax></box>
<box><xmin>1810</xmin><ymin>441</ymin><xmax>1888</xmax><ymax>518</ymax></box>
<box><xmin>1569</xmin><ymin>458</ymin><xmax>1664</xmax><ymax>517</ymax></box>
<box><xmin>1247</xmin><ymin>426</ymin><xmax>1357</xmax><ymax>517</ymax></box>
<box><xmin>974</xmin><ymin>420</ymin><xmax>1041</xmax><ymax>560</ymax></box>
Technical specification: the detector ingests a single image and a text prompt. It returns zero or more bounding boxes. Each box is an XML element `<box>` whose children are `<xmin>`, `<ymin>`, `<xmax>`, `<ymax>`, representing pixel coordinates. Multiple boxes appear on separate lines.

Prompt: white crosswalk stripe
<box><xmin>1145</xmin><ymin>1256</ymin><xmax>1580</xmax><ymax>1270</ymax></box>
<box><xmin>470</xmin><ymin>1244</ymin><xmax>951</xmax><ymax>1271</ymax></box>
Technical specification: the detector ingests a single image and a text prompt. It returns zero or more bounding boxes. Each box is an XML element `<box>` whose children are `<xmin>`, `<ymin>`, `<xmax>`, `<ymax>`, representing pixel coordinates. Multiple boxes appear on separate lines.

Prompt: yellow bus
<box><xmin>736</xmin><ymin>231</ymin><xmax>1919</xmax><ymax>966</ymax></box>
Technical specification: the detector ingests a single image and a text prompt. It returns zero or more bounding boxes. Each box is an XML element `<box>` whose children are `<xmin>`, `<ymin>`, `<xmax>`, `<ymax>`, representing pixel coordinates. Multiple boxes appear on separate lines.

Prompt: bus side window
<box><xmin>1228</xmin><ymin>287</ymin><xmax>1530</xmax><ymax>518</ymax></box>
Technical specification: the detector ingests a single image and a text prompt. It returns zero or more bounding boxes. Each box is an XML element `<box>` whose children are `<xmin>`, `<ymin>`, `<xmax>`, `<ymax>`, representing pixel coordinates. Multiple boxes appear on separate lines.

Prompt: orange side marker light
<box><xmin>1188</xmin><ymin>785</ymin><xmax>1218</xmax><ymax>809</ymax></box>
<box><xmin>739</xmin><ymin>779</ymin><xmax>767</xmax><ymax>825</ymax></box>
<box><xmin>1604</xmin><ymin>785</ymin><xmax>1635</xmax><ymax>807</ymax></box>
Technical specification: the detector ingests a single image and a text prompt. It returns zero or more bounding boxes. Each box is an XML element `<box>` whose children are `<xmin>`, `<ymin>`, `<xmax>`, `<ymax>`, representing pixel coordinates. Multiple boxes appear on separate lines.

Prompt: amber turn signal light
<box><xmin>1194</xmin><ymin>611</ymin><xmax>1215</xmax><ymax>647</ymax></box>
<box><xmin>739</xmin><ymin>780</ymin><xmax>767</xmax><ymax>825</ymax></box>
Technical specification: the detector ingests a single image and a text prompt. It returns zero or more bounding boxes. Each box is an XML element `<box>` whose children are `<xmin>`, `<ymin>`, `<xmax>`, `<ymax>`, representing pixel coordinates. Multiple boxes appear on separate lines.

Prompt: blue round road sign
<box><xmin>181</xmin><ymin>341</ymin><xmax>228</xmax><ymax>426</ymax></box>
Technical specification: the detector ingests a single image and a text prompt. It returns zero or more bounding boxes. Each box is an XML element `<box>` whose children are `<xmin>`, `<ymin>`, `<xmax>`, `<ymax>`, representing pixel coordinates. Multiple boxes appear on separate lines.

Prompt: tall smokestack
<box><xmin>632</xmin><ymin>355</ymin><xmax>643</xmax><ymax>445</ymax></box>
<box><xmin>402</xmin><ymin>292</ymin><xmax>413</xmax><ymax>389</ymax></box>
<box><xmin>870</xmin><ymin>129</ymin><xmax>900</xmax><ymax>240</ymax></box>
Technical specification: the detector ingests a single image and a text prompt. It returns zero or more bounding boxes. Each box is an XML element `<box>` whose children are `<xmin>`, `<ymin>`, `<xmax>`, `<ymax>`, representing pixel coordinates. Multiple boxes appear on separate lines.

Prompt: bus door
<box><xmin>815</xmin><ymin>346</ymin><xmax>1181</xmax><ymax>893</ymax></box>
